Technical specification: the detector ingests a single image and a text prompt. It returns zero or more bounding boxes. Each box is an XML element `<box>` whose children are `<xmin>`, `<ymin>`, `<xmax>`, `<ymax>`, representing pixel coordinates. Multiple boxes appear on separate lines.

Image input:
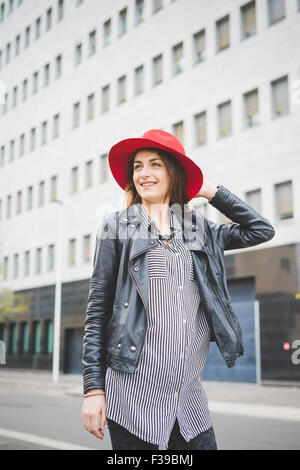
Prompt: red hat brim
<box><xmin>108</xmin><ymin>137</ymin><xmax>203</xmax><ymax>202</ymax></box>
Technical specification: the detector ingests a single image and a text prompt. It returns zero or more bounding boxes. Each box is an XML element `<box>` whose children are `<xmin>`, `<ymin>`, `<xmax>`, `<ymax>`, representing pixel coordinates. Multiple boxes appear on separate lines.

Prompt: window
<box><xmin>20</xmin><ymin>323</ymin><xmax>29</xmax><ymax>353</ymax></box>
<box><xmin>35</xmin><ymin>17</ymin><xmax>41</xmax><ymax>39</ymax></box>
<box><xmin>73</xmin><ymin>102</ymin><xmax>80</xmax><ymax>128</ymax></box>
<box><xmin>25</xmin><ymin>26</ymin><xmax>30</xmax><ymax>48</ymax></box>
<box><xmin>245</xmin><ymin>188</ymin><xmax>262</xmax><ymax>213</ymax></box>
<box><xmin>88</xmin><ymin>30</ymin><xmax>96</xmax><ymax>56</ymax></box>
<box><xmin>0</xmin><ymin>3</ymin><xmax>5</xmax><ymax>23</ymax></box>
<box><xmin>172</xmin><ymin>121</ymin><xmax>184</xmax><ymax>145</ymax></box>
<box><xmin>13</xmin><ymin>253</ymin><xmax>19</xmax><ymax>277</ymax></box>
<box><xmin>298</xmin><ymin>0</ymin><xmax>300</xmax><ymax>10</ymax></box>
<box><xmin>75</xmin><ymin>43</ymin><xmax>82</xmax><ymax>65</ymax></box>
<box><xmin>153</xmin><ymin>0</ymin><xmax>163</xmax><ymax>14</ymax></box>
<box><xmin>9</xmin><ymin>0</ymin><xmax>14</xmax><ymax>14</ymax></box>
<box><xmin>10</xmin><ymin>140</ymin><xmax>15</xmax><ymax>161</ymax></box>
<box><xmin>12</xmin><ymin>86</ymin><xmax>18</xmax><ymax>107</ymax></box>
<box><xmin>100</xmin><ymin>153</ymin><xmax>109</xmax><ymax>182</ymax></box>
<box><xmin>134</xmin><ymin>65</ymin><xmax>144</xmax><ymax>96</ymax></box>
<box><xmin>19</xmin><ymin>134</ymin><xmax>25</xmax><ymax>156</ymax></box>
<box><xmin>275</xmin><ymin>180</ymin><xmax>293</xmax><ymax>221</ymax></box>
<box><xmin>15</xmin><ymin>35</ymin><xmax>21</xmax><ymax>55</ymax></box>
<box><xmin>69</xmin><ymin>239</ymin><xmax>76</xmax><ymax>266</ymax></box>
<box><xmin>3</xmin><ymin>256</ymin><xmax>9</xmax><ymax>280</ymax></box>
<box><xmin>30</xmin><ymin>128</ymin><xmax>36</xmax><ymax>151</ymax></box>
<box><xmin>44</xmin><ymin>63</ymin><xmax>50</xmax><ymax>87</ymax></box>
<box><xmin>195</xmin><ymin>111</ymin><xmax>207</xmax><ymax>145</ymax></box>
<box><xmin>55</xmin><ymin>55</ymin><xmax>62</xmax><ymax>78</ymax></box>
<box><xmin>38</xmin><ymin>181</ymin><xmax>45</xmax><ymax>206</ymax></box>
<box><xmin>0</xmin><ymin>145</ymin><xmax>5</xmax><ymax>166</ymax></box>
<box><xmin>216</xmin><ymin>15</ymin><xmax>230</xmax><ymax>52</ymax></box>
<box><xmin>241</xmin><ymin>1</ymin><xmax>256</xmax><ymax>39</ymax></box>
<box><xmin>27</xmin><ymin>186</ymin><xmax>33</xmax><ymax>210</ymax></box>
<box><xmin>32</xmin><ymin>322</ymin><xmax>41</xmax><ymax>354</ymax></box>
<box><xmin>50</xmin><ymin>175</ymin><xmax>57</xmax><ymax>201</ymax></box>
<box><xmin>24</xmin><ymin>250</ymin><xmax>30</xmax><ymax>276</ymax></box>
<box><xmin>73</xmin><ymin>103</ymin><xmax>80</xmax><ymax>129</ymax></box>
<box><xmin>53</xmin><ymin>114</ymin><xmax>60</xmax><ymax>139</ymax></box>
<box><xmin>35</xmin><ymin>247</ymin><xmax>42</xmax><ymax>273</ymax></box>
<box><xmin>87</xmin><ymin>93</ymin><xmax>95</xmax><ymax>120</ymax></box>
<box><xmin>10</xmin><ymin>323</ymin><xmax>18</xmax><ymax>354</ymax></box>
<box><xmin>172</xmin><ymin>42</ymin><xmax>184</xmax><ymax>76</ymax></box>
<box><xmin>33</xmin><ymin>71</ymin><xmax>39</xmax><ymax>94</ymax></box>
<box><xmin>22</xmin><ymin>79</ymin><xmax>28</xmax><ymax>101</ymax></box>
<box><xmin>83</xmin><ymin>235</ymin><xmax>91</xmax><ymax>263</ymax></box>
<box><xmin>268</xmin><ymin>0</ymin><xmax>285</xmax><ymax>25</ymax></box>
<box><xmin>101</xmin><ymin>85</ymin><xmax>110</xmax><ymax>112</ymax></box>
<box><xmin>46</xmin><ymin>7</ymin><xmax>52</xmax><ymax>30</ymax></box>
<box><xmin>153</xmin><ymin>54</ymin><xmax>163</xmax><ymax>86</ymax></box>
<box><xmin>6</xmin><ymin>195</ymin><xmax>12</xmax><ymax>218</ymax></box>
<box><xmin>48</xmin><ymin>244</ymin><xmax>55</xmax><ymax>271</ymax></box>
<box><xmin>57</xmin><ymin>0</ymin><xmax>64</xmax><ymax>22</ymax></box>
<box><xmin>41</xmin><ymin>121</ymin><xmax>48</xmax><ymax>145</ymax></box>
<box><xmin>45</xmin><ymin>321</ymin><xmax>53</xmax><ymax>354</ymax></box>
<box><xmin>117</xmin><ymin>75</ymin><xmax>126</xmax><ymax>104</ymax></box>
<box><xmin>193</xmin><ymin>29</ymin><xmax>206</xmax><ymax>63</ymax></box>
<box><xmin>119</xmin><ymin>8</ymin><xmax>127</xmax><ymax>36</ymax></box>
<box><xmin>244</xmin><ymin>88</ymin><xmax>259</xmax><ymax>127</ymax></box>
<box><xmin>218</xmin><ymin>100</ymin><xmax>232</xmax><ymax>138</ymax></box>
<box><xmin>135</xmin><ymin>0</ymin><xmax>144</xmax><ymax>25</ymax></box>
<box><xmin>85</xmin><ymin>160</ymin><xmax>93</xmax><ymax>188</ymax></box>
<box><xmin>271</xmin><ymin>75</ymin><xmax>289</xmax><ymax>117</ymax></box>
<box><xmin>103</xmin><ymin>19</ymin><xmax>111</xmax><ymax>47</ymax></box>
<box><xmin>71</xmin><ymin>167</ymin><xmax>78</xmax><ymax>193</ymax></box>
<box><xmin>6</xmin><ymin>43</ymin><xmax>11</xmax><ymax>63</ymax></box>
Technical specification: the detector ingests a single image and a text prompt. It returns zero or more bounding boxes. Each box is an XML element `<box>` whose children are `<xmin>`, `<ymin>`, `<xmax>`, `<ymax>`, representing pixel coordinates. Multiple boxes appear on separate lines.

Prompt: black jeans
<box><xmin>107</xmin><ymin>417</ymin><xmax>217</xmax><ymax>450</ymax></box>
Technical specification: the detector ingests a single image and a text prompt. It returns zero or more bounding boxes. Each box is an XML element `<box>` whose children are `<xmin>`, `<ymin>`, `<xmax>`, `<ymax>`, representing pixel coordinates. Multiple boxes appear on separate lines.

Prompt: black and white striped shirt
<box><xmin>105</xmin><ymin>204</ymin><xmax>213</xmax><ymax>447</ymax></box>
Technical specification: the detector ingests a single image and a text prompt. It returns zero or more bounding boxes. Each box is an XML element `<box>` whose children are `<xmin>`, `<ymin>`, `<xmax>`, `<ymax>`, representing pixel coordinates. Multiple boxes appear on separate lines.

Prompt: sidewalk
<box><xmin>1</xmin><ymin>368</ymin><xmax>300</xmax><ymax>421</ymax></box>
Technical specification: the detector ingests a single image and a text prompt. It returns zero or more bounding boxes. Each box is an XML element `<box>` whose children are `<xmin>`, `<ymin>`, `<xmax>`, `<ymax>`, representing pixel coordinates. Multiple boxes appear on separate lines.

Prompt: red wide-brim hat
<box><xmin>108</xmin><ymin>129</ymin><xmax>203</xmax><ymax>202</ymax></box>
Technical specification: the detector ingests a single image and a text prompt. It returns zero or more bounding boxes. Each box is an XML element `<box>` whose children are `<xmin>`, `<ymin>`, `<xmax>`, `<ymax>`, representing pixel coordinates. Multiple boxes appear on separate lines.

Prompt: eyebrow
<box><xmin>133</xmin><ymin>158</ymin><xmax>162</xmax><ymax>164</ymax></box>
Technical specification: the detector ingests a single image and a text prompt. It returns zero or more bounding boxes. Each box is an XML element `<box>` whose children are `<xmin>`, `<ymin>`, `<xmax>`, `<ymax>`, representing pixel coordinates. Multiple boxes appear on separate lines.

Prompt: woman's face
<box><xmin>132</xmin><ymin>150</ymin><xmax>171</xmax><ymax>205</ymax></box>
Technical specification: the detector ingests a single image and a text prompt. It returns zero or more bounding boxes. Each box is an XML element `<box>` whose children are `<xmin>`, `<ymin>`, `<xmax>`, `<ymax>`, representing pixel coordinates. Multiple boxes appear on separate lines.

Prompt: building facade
<box><xmin>0</xmin><ymin>0</ymin><xmax>300</xmax><ymax>383</ymax></box>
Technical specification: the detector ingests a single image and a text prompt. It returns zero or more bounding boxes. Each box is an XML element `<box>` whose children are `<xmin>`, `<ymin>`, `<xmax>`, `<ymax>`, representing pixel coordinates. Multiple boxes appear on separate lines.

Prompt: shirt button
<box><xmin>130</xmin><ymin>346</ymin><xmax>136</xmax><ymax>352</ymax></box>
<box><xmin>117</xmin><ymin>343</ymin><xmax>121</xmax><ymax>349</ymax></box>
<box><xmin>183</xmin><ymin>319</ymin><xmax>186</xmax><ymax>324</ymax></box>
<box><xmin>124</xmin><ymin>302</ymin><xmax>128</xmax><ymax>307</ymax></box>
<box><xmin>134</xmin><ymin>266</ymin><xmax>139</xmax><ymax>272</ymax></box>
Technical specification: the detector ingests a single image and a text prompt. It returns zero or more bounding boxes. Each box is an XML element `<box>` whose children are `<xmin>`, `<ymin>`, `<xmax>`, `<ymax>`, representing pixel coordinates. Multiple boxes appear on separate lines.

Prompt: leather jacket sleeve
<box><xmin>207</xmin><ymin>185</ymin><xmax>275</xmax><ymax>250</ymax></box>
<box><xmin>82</xmin><ymin>214</ymin><xmax>119</xmax><ymax>394</ymax></box>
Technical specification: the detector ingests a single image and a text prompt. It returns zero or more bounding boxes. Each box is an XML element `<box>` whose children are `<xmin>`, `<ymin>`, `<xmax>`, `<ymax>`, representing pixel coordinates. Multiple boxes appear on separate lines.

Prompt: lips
<box><xmin>140</xmin><ymin>182</ymin><xmax>157</xmax><ymax>188</ymax></box>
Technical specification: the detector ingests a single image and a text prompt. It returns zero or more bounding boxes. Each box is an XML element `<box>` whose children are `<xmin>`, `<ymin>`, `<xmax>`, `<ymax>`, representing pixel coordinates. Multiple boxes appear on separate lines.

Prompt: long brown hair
<box><xmin>125</xmin><ymin>147</ymin><xmax>189</xmax><ymax>211</ymax></box>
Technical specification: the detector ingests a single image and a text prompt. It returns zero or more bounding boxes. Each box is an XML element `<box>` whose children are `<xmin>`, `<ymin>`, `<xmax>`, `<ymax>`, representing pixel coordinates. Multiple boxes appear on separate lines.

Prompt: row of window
<box><xmin>1</xmin><ymin>179</ymin><xmax>294</xmax><ymax>281</ymax></box>
<box><xmin>2</xmin><ymin>232</ymin><xmax>92</xmax><ymax>280</ymax></box>
<box><xmin>0</xmin><ymin>0</ymin><xmax>23</xmax><ymax>21</ymax></box>
<box><xmin>0</xmin><ymin>0</ymin><xmax>171</xmax><ymax>69</ymax></box>
<box><xmin>2</xmin><ymin>0</ymin><xmax>300</xmax><ymax>114</ymax></box>
<box><xmin>0</xmin><ymin>72</ymin><xmax>291</xmax><ymax>169</ymax></box>
<box><xmin>0</xmin><ymin>320</ymin><xmax>53</xmax><ymax>355</ymax></box>
<box><xmin>0</xmin><ymin>155</ymin><xmax>109</xmax><ymax>221</ymax></box>
<box><xmin>1</xmin><ymin>0</ymin><xmax>299</xmax><ymax>73</ymax></box>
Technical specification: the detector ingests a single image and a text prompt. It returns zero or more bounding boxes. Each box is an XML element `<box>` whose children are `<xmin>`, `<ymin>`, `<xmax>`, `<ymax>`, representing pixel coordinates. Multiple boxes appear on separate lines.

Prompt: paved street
<box><xmin>0</xmin><ymin>370</ymin><xmax>300</xmax><ymax>450</ymax></box>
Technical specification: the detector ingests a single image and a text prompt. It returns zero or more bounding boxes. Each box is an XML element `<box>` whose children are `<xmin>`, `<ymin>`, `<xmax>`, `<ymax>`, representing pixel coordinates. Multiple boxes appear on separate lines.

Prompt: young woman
<box><xmin>82</xmin><ymin>129</ymin><xmax>275</xmax><ymax>450</ymax></box>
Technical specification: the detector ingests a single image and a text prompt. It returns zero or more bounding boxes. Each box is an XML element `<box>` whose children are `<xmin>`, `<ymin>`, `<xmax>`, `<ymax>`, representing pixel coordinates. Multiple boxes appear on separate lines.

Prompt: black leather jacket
<box><xmin>82</xmin><ymin>185</ymin><xmax>275</xmax><ymax>394</ymax></box>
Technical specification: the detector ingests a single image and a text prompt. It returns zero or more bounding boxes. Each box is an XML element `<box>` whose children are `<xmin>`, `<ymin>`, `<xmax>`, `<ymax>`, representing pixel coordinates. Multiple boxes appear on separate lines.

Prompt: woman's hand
<box><xmin>195</xmin><ymin>178</ymin><xmax>218</xmax><ymax>201</ymax></box>
<box><xmin>82</xmin><ymin>392</ymin><xmax>107</xmax><ymax>440</ymax></box>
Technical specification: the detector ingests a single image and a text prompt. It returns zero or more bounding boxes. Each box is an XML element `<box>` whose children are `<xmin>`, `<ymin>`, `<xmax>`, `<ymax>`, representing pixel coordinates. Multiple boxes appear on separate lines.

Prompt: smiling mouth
<box><xmin>140</xmin><ymin>183</ymin><xmax>157</xmax><ymax>189</ymax></box>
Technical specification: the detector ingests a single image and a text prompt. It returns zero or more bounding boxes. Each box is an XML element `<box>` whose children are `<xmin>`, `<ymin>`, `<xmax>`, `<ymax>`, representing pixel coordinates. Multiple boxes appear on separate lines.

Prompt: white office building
<box><xmin>0</xmin><ymin>0</ymin><xmax>299</xmax><ymax>383</ymax></box>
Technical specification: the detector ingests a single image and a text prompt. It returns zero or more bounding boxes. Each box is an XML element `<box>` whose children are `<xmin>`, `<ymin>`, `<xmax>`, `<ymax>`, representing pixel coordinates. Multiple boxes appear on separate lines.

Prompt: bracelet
<box><xmin>84</xmin><ymin>391</ymin><xmax>106</xmax><ymax>398</ymax></box>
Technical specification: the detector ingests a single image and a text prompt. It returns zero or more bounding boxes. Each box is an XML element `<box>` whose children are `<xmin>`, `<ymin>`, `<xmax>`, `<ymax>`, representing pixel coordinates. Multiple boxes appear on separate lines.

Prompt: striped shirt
<box><xmin>105</xmin><ymin>204</ymin><xmax>213</xmax><ymax>448</ymax></box>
